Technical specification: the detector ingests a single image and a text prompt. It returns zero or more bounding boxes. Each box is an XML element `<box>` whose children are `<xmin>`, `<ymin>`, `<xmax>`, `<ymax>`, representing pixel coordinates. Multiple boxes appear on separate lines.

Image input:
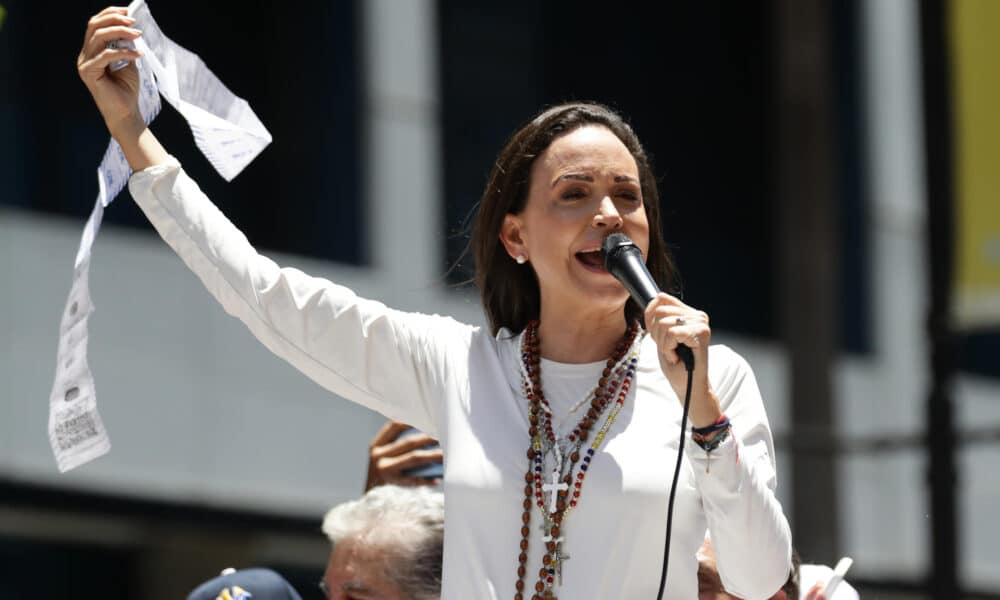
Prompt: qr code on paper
<box><xmin>54</xmin><ymin>411</ymin><xmax>100</xmax><ymax>451</ymax></box>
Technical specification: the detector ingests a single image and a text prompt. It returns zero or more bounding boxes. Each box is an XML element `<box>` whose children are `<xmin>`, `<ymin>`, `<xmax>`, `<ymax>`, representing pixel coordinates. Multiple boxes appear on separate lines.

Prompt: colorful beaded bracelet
<box><xmin>691</xmin><ymin>414</ymin><xmax>730</xmax><ymax>437</ymax></box>
<box><xmin>693</xmin><ymin>425</ymin><xmax>731</xmax><ymax>452</ymax></box>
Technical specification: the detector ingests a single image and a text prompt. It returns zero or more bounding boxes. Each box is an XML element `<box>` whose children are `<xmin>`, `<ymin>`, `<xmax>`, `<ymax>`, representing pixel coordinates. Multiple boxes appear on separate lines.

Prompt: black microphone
<box><xmin>601</xmin><ymin>232</ymin><xmax>694</xmax><ymax>371</ymax></box>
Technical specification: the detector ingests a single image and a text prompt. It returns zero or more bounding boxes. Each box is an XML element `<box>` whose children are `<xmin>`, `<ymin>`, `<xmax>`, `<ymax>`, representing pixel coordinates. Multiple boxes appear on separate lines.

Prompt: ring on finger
<box><xmin>675</xmin><ymin>316</ymin><xmax>686</xmax><ymax>326</ymax></box>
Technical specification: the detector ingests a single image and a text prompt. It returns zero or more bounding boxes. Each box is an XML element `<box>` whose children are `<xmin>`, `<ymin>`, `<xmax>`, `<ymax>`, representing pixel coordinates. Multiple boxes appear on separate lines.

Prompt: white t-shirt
<box><xmin>129</xmin><ymin>159</ymin><xmax>792</xmax><ymax>600</ymax></box>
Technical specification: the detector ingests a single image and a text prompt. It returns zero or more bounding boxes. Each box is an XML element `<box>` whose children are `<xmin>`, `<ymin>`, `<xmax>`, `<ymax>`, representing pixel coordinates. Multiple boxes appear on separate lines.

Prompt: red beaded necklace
<box><xmin>513</xmin><ymin>320</ymin><xmax>642</xmax><ymax>600</ymax></box>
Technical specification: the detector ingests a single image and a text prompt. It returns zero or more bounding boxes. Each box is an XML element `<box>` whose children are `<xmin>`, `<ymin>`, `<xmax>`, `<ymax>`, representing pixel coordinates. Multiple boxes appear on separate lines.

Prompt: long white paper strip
<box><xmin>49</xmin><ymin>0</ymin><xmax>272</xmax><ymax>472</ymax></box>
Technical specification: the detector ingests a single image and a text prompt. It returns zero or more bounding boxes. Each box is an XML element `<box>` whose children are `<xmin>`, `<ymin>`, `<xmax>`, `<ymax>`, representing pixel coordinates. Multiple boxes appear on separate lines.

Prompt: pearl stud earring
<box><xmin>516</xmin><ymin>255</ymin><xmax>527</xmax><ymax>264</ymax></box>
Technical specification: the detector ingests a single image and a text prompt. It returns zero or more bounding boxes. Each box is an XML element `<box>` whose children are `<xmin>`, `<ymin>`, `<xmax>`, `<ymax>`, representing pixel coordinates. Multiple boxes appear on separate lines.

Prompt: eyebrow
<box><xmin>551</xmin><ymin>173</ymin><xmax>640</xmax><ymax>187</ymax></box>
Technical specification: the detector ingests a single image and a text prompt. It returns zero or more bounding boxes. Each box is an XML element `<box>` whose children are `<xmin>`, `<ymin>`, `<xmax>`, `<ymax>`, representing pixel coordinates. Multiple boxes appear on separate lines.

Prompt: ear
<box><xmin>499</xmin><ymin>213</ymin><xmax>527</xmax><ymax>260</ymax></box>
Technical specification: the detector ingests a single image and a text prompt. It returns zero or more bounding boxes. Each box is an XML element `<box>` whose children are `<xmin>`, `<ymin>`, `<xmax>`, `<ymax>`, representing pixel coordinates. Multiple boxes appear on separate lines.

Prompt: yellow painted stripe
<box><xmin>951</xmin><ymin>0</ymin><xmax>1000</xmax><ymax>327</ymax></box>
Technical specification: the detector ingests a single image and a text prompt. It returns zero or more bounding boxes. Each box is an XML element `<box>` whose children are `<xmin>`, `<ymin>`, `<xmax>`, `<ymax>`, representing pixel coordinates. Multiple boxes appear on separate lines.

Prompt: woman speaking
<box><xmin>77</xmin><ymin>7</ymin><xmax>791</xmax><ymax>598</ymax></box>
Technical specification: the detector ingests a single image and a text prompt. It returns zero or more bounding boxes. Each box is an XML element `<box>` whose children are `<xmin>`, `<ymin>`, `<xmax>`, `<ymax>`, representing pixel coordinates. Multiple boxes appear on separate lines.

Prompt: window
<box><xmin>0</xmin><ymin>1</ymin><xmax>364</xmax><ymax>265</ymax></box>
<box><xmin>438</xmin><ymin>1</ymin><xmax>871</xmax><ymax>352</ymax></box>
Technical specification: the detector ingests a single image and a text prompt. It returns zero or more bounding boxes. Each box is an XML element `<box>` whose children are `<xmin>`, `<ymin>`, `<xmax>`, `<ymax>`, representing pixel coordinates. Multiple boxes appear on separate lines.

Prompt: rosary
<box><xmin>512</xmin><ymin>321</ymin><xmax>642</xmax><ymax>600</ymax></box>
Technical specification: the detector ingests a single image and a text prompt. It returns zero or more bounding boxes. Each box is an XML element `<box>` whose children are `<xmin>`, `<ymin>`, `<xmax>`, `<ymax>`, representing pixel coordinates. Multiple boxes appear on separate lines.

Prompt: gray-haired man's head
<box><xmin>320</xmin><ymin>485</ymin><xmax>443</xmax><ymax>600</ymax></box>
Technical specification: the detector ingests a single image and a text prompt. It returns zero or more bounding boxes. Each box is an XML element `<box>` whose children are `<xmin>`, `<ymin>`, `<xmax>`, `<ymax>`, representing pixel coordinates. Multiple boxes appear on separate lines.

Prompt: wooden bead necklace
<box><xmin>512</xmin><ymin>320</ymin><xmax>642</xmax><ymax>600</ymax></box>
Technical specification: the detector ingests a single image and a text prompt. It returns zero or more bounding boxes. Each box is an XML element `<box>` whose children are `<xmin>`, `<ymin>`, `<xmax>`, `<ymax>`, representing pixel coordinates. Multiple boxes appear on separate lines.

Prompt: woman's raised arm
<box><xmin>76</xmin><ymin>7</ymin><xmax>469</xmax><ymax>439</ymax></box>
<box><xmin>77</xmin><ymin>5</ymin><xmax>168</xmax><ymax>171</ymax></box>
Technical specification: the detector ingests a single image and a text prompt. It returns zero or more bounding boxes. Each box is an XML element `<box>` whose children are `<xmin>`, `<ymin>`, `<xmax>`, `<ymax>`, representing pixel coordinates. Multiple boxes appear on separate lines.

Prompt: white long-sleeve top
<box><xmin>128</xmin><ymin>159</ymin><xmax>791</xmax><ymax>599</ymax></box>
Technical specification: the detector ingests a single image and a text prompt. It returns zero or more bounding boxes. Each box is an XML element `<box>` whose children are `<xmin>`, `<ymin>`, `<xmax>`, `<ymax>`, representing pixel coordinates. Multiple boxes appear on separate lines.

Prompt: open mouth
<box><xmin>575</xmin><ymin>249</ymin><xmax>606</xmax><ymax>272</ymax></box>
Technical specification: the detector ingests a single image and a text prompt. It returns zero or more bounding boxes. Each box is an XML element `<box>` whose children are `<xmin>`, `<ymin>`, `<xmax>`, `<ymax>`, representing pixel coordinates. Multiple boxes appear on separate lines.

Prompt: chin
<box><xmin>577</xmin><ymin>280</ymin><xmax>631</xmax><ymax>310</ymax></box>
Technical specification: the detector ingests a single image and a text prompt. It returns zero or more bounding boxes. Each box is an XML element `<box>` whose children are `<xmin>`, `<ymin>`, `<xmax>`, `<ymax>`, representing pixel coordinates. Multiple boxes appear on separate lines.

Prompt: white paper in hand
<box><xmin>49</xmin><ymin>55</ymin><xmax>161</xmax><ymax>472</ymax></box>
<box><xmin>128</xmin><ymin>0</ymin><xmax>272</xmax><ymax>180</ymax></box>
<box><xmin>49</xmin><ymin>0</ymin><xmax>271</xmax><ymax>471</ymax></box>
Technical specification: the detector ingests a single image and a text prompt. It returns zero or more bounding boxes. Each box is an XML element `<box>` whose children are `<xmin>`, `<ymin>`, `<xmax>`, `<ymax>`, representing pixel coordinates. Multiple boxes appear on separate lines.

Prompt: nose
<box><xmin>593</xmin><ymin>195</ymin><xmax>623</xmax><ymax>229</ymax></box>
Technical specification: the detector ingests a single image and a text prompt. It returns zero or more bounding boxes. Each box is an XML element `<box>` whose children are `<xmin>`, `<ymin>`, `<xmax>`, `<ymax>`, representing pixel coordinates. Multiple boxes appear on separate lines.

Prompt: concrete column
<box><xmin>362</xmin><ymin>0</ymin><xmax>442</xmax><ymax>292</ymax></box>
<box><xmin>773</xmin><ymin>0</ymin><xmax>841</xmax><ymax>564</ymax></box>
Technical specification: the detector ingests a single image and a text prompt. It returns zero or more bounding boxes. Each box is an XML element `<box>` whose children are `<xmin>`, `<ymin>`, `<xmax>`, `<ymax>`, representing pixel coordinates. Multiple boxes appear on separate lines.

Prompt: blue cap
<box><xmin>187</xmin><ymin>568</ymin><xmax>303</xmax><ymax>600</ymax></box>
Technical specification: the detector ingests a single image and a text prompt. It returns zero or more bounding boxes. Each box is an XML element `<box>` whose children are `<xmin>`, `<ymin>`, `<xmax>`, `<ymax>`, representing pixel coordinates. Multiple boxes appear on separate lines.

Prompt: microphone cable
<box><xmin>597</xmin><ymin>232</ymin><xmax>697</xmax><ymax>598</ymax></box>
<box><xmin>656</xmin><ymin>346</ymin><xmax>694</xmax><ymax>600</ymax></box>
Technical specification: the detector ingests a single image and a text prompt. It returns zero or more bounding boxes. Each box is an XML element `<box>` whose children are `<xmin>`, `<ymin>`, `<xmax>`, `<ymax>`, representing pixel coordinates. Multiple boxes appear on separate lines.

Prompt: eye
<box><xmin>560</xmin><ymin>187</ymin><xmax>588</xmax><ymax>200</ymax></box>
<box><xmin>617</xmin><ymin>189</ymin><xmax>641</xmax><ymax>203</ymax></box>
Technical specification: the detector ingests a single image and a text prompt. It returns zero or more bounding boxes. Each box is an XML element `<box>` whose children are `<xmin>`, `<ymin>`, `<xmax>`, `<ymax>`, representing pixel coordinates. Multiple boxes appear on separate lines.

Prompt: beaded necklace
<box><xmin>513</xmin><ymin>320</ymin><xmax>643</xmax><ymax>600</ymax></box>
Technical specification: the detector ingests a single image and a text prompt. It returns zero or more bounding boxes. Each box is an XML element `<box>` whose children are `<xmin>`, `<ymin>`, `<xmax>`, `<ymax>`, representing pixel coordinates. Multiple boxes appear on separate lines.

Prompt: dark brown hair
<box><xmin>471</xmin><ymin>102</ymin><xmax>678</xmax><ymax>335</ymax></box>
<box><xmin>781</xmin><ymin>547</ymin><xmax>802</xmax><ymax>599</ymax></box>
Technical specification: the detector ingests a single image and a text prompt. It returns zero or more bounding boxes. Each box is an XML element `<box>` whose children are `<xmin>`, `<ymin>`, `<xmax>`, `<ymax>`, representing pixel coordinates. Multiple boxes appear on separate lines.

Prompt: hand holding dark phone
<box><xmin>397</xmin><ymin>427</ymin><xmax>444</xmax><ymax>479</ymax></box>
<box><xmin>364</xmin><ymin>421</ymin><xmax>444</xmax><ymax>491</ymax></box>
